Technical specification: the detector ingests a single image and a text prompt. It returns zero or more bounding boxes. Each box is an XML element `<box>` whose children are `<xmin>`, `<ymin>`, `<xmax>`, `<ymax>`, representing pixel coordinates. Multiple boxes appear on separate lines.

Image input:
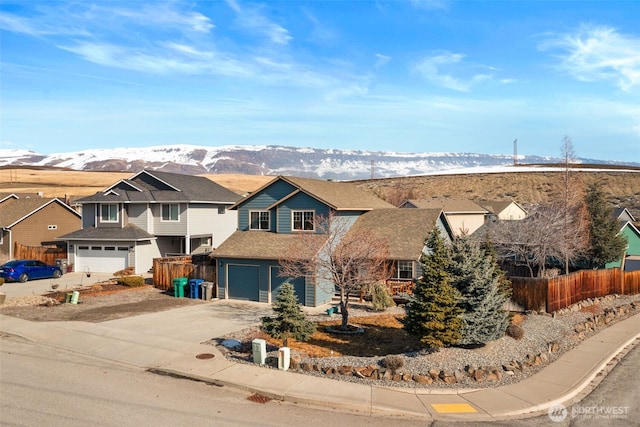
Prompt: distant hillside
<box><xmin>1</xmin><ymin>144</ymin><xmax>638</xmax><ymax>180</ymax></box>
<box><xmin>353</xmin><ymin>169</ymin><xmax>640</xmax><ymax>219</ymax></box>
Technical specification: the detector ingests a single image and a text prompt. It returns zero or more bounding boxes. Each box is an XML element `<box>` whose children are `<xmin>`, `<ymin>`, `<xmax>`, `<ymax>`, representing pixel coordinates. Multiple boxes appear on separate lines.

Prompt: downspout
<box><xmin>7</xmin><ymin>228</ymin><xmax>12</xmax><ymax>259</ymax></box>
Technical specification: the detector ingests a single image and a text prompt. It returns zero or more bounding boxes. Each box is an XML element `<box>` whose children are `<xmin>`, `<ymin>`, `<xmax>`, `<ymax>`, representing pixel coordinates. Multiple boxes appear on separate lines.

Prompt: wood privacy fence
<box><xmin>13</xmin><ymin>242</ymin><xmax>66</xmax><ymax>266</ymax></box>
<box><xmin>509</xmin><ymin>269</ymin><xmax>640</xmax><ymax>313</ymax></box>
<box><xmin>152</xmin><ymin>256</ymin><xmax>216</xmax><ymax>291</ymax></box>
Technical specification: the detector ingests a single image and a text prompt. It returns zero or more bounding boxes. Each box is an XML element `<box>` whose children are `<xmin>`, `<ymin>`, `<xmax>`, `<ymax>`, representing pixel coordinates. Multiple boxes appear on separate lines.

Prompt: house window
<box><xmin>78</xmin><ymin>246</ymin><xmax>89</xmax><ymax>250</ymax></box>
<box><xmin>292</xmin><ymin>210</ymin><xmax>314</xmax><ymax>231</ymax></box>
<box><xmin>250</xmin><ymin>211</ymin><xmax>270</xmax><ymax>230</ymax></box>
<box><xmin>393</xmin><ymin>260</ymin><xmax>413</xmax><ymax>279</ymax></box>
<box><xmin>161</xmin><ymin>204</ymin><xmax>179</xmax><ymax>221</ymax></box>
<box><xmin>218</xmin><ymin>205</ymin><xmax>226</xmax><ymax>214</ymax></box>
<box><xmin>48</xmin><ymin>224</ymin><xmax>58</xmax><ymax>230</ymax></box>
<box><xmin>100</xmin><ymin>204</ymin><xmax>119</xmax><ymax>223</ymax></box>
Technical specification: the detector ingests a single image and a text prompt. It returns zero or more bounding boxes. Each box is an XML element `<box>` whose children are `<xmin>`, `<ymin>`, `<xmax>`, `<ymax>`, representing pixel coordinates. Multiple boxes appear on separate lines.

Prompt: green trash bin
<box><xmin>173</xmin><ymin>277</ymin><xmax>188</xmax><ymax>298</ymax></box>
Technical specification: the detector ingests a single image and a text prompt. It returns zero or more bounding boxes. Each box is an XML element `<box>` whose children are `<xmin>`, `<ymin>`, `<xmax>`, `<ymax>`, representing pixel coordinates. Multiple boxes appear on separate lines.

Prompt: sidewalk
<box><xmin>0</xmin><ymin>304</ymin><xmax>638</xmax><ymax>421</ymax></box>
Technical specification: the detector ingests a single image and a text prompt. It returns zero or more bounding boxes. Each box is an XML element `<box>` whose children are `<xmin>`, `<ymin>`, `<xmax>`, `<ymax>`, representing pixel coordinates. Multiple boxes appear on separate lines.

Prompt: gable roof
<box><xmin>0</xmin><ymin>193</ymin><xmax>19</xmax><ymax>204</ymax></box>
<box><xmin>212</xmin><ymin>230</ymin><xmax>326</xmax><ymax>260</ymax></box>
<box><xmin>402</xmin><ymin>198</ymin><xmax>488</xmax><ymax>214</ymax></box>
<box><xmin>0</xmin><ymin>198</ymin><xmax>80</xmax><ymax>228</ymax></box>
<box><xmin>232</xmin><ymin>175</ymin><xmax>394</xmax><ymax>211</ymax></box>
<box><xmin>347</xmin><ymin>208</ymin><xmax>449</xmax><ymax>260</ymax></box>
<box><xmin>613</xmin><ymin>207</ymin><xmax>636</xmax><ymax>223</ymax></box>
<box><xmin>476</xmin><ymin>200</ymin><xmax>526</xmax><ymax>216</ymax></box>
<box><xmin>77</xmin><ymin>170</ymin><xmax>241</xmax><ymax>205</ymax></box>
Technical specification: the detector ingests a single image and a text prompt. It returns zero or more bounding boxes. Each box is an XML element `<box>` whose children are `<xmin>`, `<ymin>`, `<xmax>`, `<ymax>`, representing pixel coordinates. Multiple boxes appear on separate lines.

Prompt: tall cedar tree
<box><xmin>584</xmin><ymin>183</ymin><xmax>627</xmax><ymax>268</ymax></box>
<box><xmin>403</xmin><ymin>228</ymin><xmax>463</xmax><ymax>348</ymax></box>
<box><xmin>261</xmin><ymin>282</ymin><xmax>316</xmax><ymax>347</ymax></box>
<box><xmin>449</xmin><ymin>235</ymin><xmax>510</xmax><ymax>346</ymax></box>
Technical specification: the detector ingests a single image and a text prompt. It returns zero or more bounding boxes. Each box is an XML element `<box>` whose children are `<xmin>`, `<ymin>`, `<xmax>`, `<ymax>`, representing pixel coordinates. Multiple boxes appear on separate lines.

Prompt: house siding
<box><xmin>10</xmin><ymin>202</ymin><xmax>80</xmax><ymax>248</ymax></box>
<box><xmin>127</xmin><ymin>204</ymin><xmax>149</xmax><ymax>231</ymax></box>
<box><xmin>151</xmin><ymin>203</ymin><xmax>188</xmax><ymax>235</ymax></box>
<box><xmin>606</xmin><ymin>225</ymin><xmax>640</xmax><ymax>269</ymax></box>
<box><xmin>276</xmin><ymin>193</ymin><xmax>331</xmax><ymax>233</ymax></box>
<box><xmin>83</xmin><ymin>204</ymin><xmax>96</xmax><ymax>228</ymax></box>
<box><xmin>237</xmin><ymin>180</ymin><xmax>297</xmax><ymax>231</ymax></box>
<box><xmin>447</xmin><ymin>213</ymin><xmax>485</xmax><ymax>236</ymax></box>
<box><xmin>498</xmin><ymin>203</ymin><xmax>527</xmax><ymax>220</ymax></box>
<box><xmin>134</xmin><ymin>240</ymin><xmax>161</xmax><ymax>274</ymax></box>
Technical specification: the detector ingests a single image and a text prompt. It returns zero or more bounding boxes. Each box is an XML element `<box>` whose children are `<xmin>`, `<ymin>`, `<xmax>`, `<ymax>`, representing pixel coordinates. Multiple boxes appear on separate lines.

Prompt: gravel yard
<box><xmin>213</xmin><ymin>294</ymin><xmax>640</xmax><ymax>389</ymax></box>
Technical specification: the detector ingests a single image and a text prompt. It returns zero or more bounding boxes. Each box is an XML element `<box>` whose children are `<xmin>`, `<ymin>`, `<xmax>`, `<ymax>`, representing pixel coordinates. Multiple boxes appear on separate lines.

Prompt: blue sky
<box><xmin>1</xmin><ymin>0</ymin><xmax>639</xmax><ymax>162</ymax></box>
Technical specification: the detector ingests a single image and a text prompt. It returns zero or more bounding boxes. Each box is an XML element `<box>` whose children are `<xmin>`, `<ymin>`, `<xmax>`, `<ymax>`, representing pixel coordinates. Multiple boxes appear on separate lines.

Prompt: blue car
<box><xmin>0</xmin><ymin>259</ymin><xmax>63</xmax><ymax>283</ymax></box>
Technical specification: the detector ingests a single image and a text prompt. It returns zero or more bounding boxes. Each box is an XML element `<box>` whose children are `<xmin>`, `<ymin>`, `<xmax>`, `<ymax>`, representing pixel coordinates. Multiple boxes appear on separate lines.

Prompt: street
<box><xmin>2</xmin><ymin>332</ymin><xmax>638</xmax><ymax>426</ymax></box>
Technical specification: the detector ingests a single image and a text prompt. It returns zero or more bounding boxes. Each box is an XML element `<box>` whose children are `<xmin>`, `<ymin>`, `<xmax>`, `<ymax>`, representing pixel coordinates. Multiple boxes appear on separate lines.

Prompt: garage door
<box><xmin>270</xmin><ymin>268</ymin><xmax>306</xmax><ymax>305</ymax></box>
<box><xmin>227</xmin><ymin>264</ymin><xmax>260</xmax><ymax>301</ymax></box>
<box><xmin>76</xmin><ymin>245</ymin><xmax>128</xmax><ymax>273</ymax></box>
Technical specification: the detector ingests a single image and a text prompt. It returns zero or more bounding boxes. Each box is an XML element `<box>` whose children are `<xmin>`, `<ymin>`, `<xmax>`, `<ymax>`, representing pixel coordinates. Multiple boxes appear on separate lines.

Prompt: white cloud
<box><xmin>226</xmin><ymin>1</ymin><xmax>291</xmax><ymax>45</ymax></box>
<box><xmin>414</xmin><ymin>52</ymin><xmax>494</xmax><ymax>92</ymax></box>
<box><xmin>375</xmin><ymin>53</ymin><xmax>391</xmax><ymax>68</ymax></box>
<box><xmin>540</xmin><ymin>25</ymin><xmax>640</xmax><ymax>92</ymax></box>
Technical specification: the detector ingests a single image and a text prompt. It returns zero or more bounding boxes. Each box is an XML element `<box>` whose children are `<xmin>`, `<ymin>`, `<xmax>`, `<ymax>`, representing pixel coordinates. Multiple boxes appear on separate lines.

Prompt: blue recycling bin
<box><xmin>189</xmin><ymin>279</ymin><xmax>204</xmax><ymax>299</ymax></box>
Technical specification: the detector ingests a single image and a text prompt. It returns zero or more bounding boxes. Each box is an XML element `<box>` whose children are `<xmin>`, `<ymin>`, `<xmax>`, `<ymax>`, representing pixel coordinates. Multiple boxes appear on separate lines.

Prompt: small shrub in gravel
<box><xmin>116</xmin><ymin>276</ymin><xmax>145</xmax><ymax>287</ymax></box>
<box><xmin>506</xmin><ymin>324</ymin><xmax>525</xmax><ymax>340</ymax></box>
<box><xmin>382</xmin><ymin>355</ymin><xmax>404</xmax><ymax>373</ymax></box>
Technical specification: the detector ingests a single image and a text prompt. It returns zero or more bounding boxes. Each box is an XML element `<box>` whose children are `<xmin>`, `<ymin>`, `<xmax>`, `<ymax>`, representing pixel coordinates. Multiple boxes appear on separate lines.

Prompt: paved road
<box><xmin>0</xmin><ymin>336</ymin><xmax>426</xmax><ymax>427</ymax></box>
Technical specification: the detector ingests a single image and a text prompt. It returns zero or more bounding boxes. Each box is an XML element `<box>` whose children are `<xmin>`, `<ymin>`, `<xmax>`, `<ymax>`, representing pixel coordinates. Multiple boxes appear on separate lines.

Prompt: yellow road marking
<box><xmin>431</xmin><ymin>403</ymin><xmax>477</xmax><ymax>413</ymax></box>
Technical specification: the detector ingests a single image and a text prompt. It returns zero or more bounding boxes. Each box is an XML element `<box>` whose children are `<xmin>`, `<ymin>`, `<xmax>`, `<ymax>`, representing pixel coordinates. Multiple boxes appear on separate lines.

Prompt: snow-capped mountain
<box><xmin>0</xmin><ymin>145</ymin><xmax>637</xmax><ymax>180</ymax></box>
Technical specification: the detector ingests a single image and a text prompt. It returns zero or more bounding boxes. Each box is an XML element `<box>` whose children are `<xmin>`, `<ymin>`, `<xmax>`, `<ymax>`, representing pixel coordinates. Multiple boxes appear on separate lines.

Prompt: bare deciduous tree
<box><xmin>279</xmin><ymin>213</ymin><xmax>391</xmax><ymax>329</ymax></box>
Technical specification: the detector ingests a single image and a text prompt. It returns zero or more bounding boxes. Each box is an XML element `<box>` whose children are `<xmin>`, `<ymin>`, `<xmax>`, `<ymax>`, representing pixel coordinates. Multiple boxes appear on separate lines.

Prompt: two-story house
<box><xmin>58</xmin><ymin>170</ymin><xmax>241</xmax><ymax>274</ymax></box>
<box><xmin>1</xmin><ymin>196</ymin><xmax>81</xmax><ymax>259</ymax></box>
<box><xmin>212</xmin><ymin>176</ymin><xmax>395</xmax><ymax>306</ymax></box>
<box><xmin>606</xmin><ymin>207</ymin><xmax>640</xmax><ymax>272</ymax></box>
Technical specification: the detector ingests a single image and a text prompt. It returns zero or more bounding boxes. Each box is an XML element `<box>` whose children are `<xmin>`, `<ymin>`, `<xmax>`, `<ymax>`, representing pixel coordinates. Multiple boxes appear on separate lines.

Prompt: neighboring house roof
<box><xmin>213</xmin><ymin>230</ymin><xmax>326</xmax><ymax>260</ymax></box>
<box><xmin>613</xmin><ymin>207</ymin><xmax>636</xmax><ymax>223</ymax></box>
<box><xmin>401</xmin><ymin>198</ymin><xmax>488</xmax><ymax>214</ymax></box>
<box><xmin>0</xmin><ymin>193</ymin><xmax>19</xmax><ymax>204</ymax></box>
<box><xmin>477</xmin><ymin>200</ymin><xmax>527</xmax><ymax>216</ymax></box>
<box><xmin>347</xmin><ymin>208</ymin><xmax>449</xmax><ymax>260</ymax></box>
<box><xmin>57</xmin><ymin>224</ymin><xmax>155</xmax><ymax>241</ymax></box>
<box><xmin>231</xmin><ymin>176</ymin><xmax>394</xmax><ymax>211</ymax></box>
<box><xmin>77</xmin><ymin>170</ymin><xmax>242</xmax><ymax>204</ymax></box>
<box><xmin>0</xmin><ymin>197</ymin><xmax>80</xmax><ymax>228</ymax></box>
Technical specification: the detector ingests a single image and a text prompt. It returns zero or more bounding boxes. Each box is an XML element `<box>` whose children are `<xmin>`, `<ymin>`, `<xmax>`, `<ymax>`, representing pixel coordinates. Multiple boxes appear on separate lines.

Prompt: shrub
<box><xmin>370</xmin><ymin>282</ymin><xmax>395</xmax><ymax>311</ymax></box>
<box><xmin>382</xmin><ymin>355</ymin><xmax>404</xmax><ymax>373</ymax></box>
<box><xmin>261</xmin><ymin>283</ymin><xmax>316</xmax><ymax>346</ymax></box>
<box><xmin>117</xmin><ymin>276</ymin><xmax>145</xmax><ymax>287</ymax></box>
<box><xmin>505</xmin><ymin>324</ymin><xmax>524</xmax><ymax>340</ymax></box>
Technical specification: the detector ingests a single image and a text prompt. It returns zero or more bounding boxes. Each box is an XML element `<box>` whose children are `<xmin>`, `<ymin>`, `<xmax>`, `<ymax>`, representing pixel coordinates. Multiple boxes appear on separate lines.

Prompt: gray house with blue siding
<box><xmin>213</xmin><ymin>176</ymin><xmax>395</xmax><ymax>306</ymax></box>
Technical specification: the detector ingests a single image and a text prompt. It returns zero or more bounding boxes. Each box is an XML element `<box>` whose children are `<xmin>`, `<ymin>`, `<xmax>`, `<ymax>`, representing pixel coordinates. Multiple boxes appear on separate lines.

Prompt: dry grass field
<box><xmin>0</xmin><ymin>168</ymin><xmax>272</xmax><ymax>199</ymax></box>
<box><xmin>1</xmin><ymin>167</ymin><xmax>638</xmax><ymax>217</ymax></box>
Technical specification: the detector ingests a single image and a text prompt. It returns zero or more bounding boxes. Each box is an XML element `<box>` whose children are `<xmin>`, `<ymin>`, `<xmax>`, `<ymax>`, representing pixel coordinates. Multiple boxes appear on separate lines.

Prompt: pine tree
<box><xmin>261</xmin><ymin>283</ymin><xmax>316</xmax><ymax>346</ymax></box>
<box><xmin>448</xmin><ymin>235</ymin><xmax>510</xmax><ymax>346</ymax></box>
<box><xmin>403</xmin><ymin>228</ymin><xmax>463</xmax><ymax>348</ymax></box>
<box><xmin>584</xmin><ymin>182</ymin><xmax>627</xmax><ymax>268</ymax></box>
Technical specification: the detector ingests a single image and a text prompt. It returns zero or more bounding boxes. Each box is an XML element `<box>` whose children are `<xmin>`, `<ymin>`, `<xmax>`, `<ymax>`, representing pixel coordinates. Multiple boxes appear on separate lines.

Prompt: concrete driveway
<box><xmin>0</xmin><ymin>272</ymin><xmax>119</xmax><ymax>298</ymax></box>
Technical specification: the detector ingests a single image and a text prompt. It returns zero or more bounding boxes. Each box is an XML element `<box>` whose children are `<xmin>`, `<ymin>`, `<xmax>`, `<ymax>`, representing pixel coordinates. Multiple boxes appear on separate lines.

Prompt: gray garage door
<box><xmin>227</xmin><ymin>264</ymin><xmax>260</xmax><ymax>301</ymax></box>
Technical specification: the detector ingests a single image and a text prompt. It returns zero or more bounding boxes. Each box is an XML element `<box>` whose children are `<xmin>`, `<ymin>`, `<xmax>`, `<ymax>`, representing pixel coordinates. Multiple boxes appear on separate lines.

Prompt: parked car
<box><xmin>0</xmin><ymin>259</ymin><xmax>63</xmax><ymax>282</ymax></box>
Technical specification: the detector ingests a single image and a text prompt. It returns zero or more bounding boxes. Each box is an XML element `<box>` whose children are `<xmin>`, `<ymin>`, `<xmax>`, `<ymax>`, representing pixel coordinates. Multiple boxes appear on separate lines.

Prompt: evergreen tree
<box><xmin>584</xmin><ymin>182</ymin><xmax>627</xmax><ymax>268</ymax></box>
<box><xmin>448</xmin><ymin>235</ymin><xmax>510</xmax><ymax>346</ymax></box>
<box><xmin>261</xmin><ymin>283</ymin><xmax>316</xmax><ymax>346</ymax></box>
<box><xmin>403</xmin><ymin>228</ymin><xmax>463</xmax><ymax>348</ymax></box>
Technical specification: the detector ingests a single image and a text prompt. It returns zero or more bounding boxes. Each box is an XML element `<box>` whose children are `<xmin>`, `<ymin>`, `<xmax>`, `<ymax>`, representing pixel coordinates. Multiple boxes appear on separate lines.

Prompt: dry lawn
<box><xmin>253</xmin><ymin>314</ymin><xmax>422</xmax><ymax>358</ymax></box>
<box><xmin>0</xmin><ymin>168</ymin><xmax>273</xmax><ymax>199</ymax></box>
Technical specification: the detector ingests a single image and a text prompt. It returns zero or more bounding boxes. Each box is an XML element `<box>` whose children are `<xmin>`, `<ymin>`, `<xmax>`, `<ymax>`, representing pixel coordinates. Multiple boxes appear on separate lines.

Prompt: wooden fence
<box><xmin>509</xmin><ymin>269</ymin><xmax>640</xmax><ymax>313</ymax></box>
<box><xmin>152</xmin><ymin>256</ymin><xmax>216</xmax><ymax>291</ymax></box>
<box><xmin>13</xmin><ymin>242</ymin><xmax>67</xmax><ymax>266</ymax></box>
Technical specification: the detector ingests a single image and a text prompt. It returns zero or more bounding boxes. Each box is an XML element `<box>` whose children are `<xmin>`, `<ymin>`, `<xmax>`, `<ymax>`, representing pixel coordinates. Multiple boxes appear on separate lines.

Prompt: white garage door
<box><xmin>76</xmin><ymin>245</ymin><xmax>128</xmax><ymax>273</ymax></box>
